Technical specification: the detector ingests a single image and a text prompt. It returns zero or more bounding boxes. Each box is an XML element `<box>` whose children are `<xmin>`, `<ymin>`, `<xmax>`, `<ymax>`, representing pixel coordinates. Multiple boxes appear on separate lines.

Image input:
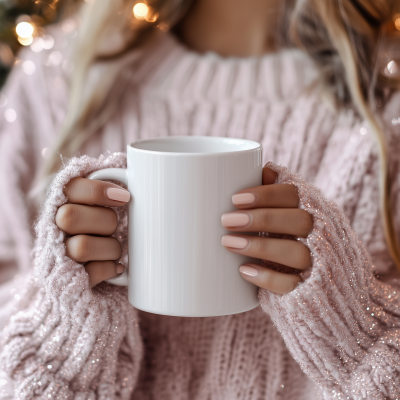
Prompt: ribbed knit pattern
<box><xmin>261</xmin><ymin>163</ymin><xmax>400</xmax><ymax>399</ymax></box>
<box><xmin>0</xmin><ymin>154</ymin><xmax>143</xmax><ymax>400</ymax></box>
<box><xmin>1</xmin><ymin>27</ymin><xmax>400</xmax><ymax>399</ymax></box>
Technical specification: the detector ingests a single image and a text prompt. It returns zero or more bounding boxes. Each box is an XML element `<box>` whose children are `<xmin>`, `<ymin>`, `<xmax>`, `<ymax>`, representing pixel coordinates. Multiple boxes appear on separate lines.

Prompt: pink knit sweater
<box><xmin>1</xmin><ymin>27</ymin><xmax>400</xmax><ymax>399</ymax></box>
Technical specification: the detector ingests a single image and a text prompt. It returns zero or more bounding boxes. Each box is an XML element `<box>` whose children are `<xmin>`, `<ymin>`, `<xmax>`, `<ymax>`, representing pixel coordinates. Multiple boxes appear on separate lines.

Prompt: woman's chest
<box><xmin>89</xmin><ymin>93</ymin><xmax>388</xmax><ymax>269</ymax></box>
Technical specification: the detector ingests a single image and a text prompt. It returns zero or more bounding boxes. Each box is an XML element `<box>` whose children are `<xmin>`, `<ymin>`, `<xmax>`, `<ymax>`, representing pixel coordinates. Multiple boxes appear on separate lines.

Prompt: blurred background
<box><xmin>0</xmin><ymin>0</ymin><xmax>78</xmax><ymax>88</ymax></box>
<box><xmin>1</xmin><ymin>0</ymin><xmax>400</xmax><ymax>91</ymax></box>
<box><xmin>0</xmin><ymin>0</ymin><xmax>163</xmax><ymax>89</ymax></box>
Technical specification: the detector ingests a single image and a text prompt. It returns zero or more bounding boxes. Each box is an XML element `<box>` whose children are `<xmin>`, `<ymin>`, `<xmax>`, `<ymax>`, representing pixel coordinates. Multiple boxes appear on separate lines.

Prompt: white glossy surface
<box><xmin>90</xmin><ymin>136</ymin><xmax>262</xmax><ymax>317</ymax></box>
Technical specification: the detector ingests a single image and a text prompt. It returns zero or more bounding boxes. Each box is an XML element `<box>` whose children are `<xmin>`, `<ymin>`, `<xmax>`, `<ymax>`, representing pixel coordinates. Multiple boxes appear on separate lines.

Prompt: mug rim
<box><xmin>128</xmin><ymin>136</ymin><xmax>262</xmax><ymax>156</ymax></box>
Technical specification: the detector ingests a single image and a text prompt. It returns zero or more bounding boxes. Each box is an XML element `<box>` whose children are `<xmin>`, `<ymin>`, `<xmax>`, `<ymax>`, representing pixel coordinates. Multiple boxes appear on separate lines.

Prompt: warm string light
<box><xmin>146</xmin><ymin>13</ymin><xmax>159</xmax><ymax>23</ymax></box>
<box><xmin>133</xmin><ymin>3</ymin><xmax>149</xmax><ymax>19</ymax></box>
<box><xmin>391</xmin><ymin>13</ymin><xmax>400</xmax><ymax>31</ymax></box>
<box><xmin>394</xmin><ymin>14</ymin><xmax>400</xmax><ymax>31</ymax></box>
<box><xmin>18</xmin><ymin>36</ymin><xmax>33</xmax><ymax>46</ymax></box>
<box><xmin>16</xmin><ymin>22</ymin><xmax>33</xmax><ymax>38</ymax></box>
<box><xmin>16</xmin><ymin>21</ymin><xmax>35</xmax><ymax>46</ymax></box>
<box><xmin>385</xmin><ymin>14</ymin><xmax>400</xmax><ymax>76</ymax></box>
<box><xmin>133</xmin><ymin>2</ymin><xmax>159</xmax><ymax>23</ymax></box>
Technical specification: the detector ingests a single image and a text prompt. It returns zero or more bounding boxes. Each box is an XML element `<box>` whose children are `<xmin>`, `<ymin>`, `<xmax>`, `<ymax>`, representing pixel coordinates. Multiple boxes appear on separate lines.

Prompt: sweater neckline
<box><xmin>131</xmin><ymin>30</ymin><xmax>320</xmax><ymax>102</ymax></box>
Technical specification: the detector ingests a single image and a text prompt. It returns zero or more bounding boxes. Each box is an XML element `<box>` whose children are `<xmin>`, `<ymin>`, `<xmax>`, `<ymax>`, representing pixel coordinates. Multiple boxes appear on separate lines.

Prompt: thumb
<box><xmin>262</xmin><ymin>165</ymin><xmax>278</xmax><ymax>185</ymax></box>
<box><xmin>85</xmin><ymin>261</ymin><xmax>125</xmax><ymax>288</ymax></box>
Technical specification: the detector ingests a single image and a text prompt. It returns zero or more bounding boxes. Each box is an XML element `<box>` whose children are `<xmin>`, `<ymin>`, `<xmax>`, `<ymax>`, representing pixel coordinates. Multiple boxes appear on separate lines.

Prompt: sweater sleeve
<box><xmin>0</xmin><ymin>153</ymin><xmax>143</xmax><ymax>400</ymax></box>
<box><xmin>259</xmin><ymin>162</ymin><xmax>400</xmax><ymax>400</ymax></box>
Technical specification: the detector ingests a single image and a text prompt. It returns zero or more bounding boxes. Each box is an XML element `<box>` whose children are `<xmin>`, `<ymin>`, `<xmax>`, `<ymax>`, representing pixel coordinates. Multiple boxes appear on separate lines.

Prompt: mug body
<box><xmin>127</xmin><ymin>136</ymin><xmax>262</xmax><ymax>317</ymax></box>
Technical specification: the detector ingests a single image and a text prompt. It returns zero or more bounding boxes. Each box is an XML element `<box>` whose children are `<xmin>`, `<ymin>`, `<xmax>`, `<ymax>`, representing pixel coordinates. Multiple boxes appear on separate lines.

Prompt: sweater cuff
<box><xmin>0</xmin><ymin>153</ymin><xmax>143</xmax><ymax>400</ymax></box>
<box><xmin>259</xmin><ymin>162</ymin><xmax>400</xmax><ymax>399</ymax></box>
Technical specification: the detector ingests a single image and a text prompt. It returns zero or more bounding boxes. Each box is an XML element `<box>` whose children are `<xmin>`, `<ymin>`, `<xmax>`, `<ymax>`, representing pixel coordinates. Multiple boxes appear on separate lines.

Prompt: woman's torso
<box><xmin>3</xmin><ymin>26</ymin><xmax>400</xmax><ymax>399</ymax></box>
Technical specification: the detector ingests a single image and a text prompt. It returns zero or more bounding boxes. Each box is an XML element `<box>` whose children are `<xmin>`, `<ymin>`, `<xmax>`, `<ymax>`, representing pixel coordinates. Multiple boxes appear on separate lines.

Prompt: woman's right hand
<box><xmin>55</xmin><ymin>177</ymin><xmax>130</xmax><ymax>287</ymax></box>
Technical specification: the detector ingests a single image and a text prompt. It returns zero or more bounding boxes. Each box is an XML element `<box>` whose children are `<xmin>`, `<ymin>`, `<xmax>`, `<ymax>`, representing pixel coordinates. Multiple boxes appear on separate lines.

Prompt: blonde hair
<box><xmin>46</xmin><ymin>0</ymin><xmax>400</xmax><ymax>270</ymax></box>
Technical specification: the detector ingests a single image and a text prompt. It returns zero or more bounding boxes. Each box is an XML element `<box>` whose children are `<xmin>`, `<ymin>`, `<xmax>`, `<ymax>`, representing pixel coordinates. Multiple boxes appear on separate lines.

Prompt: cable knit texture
<box><xmin>1</xmin><ymin>26</ymin><xmax>400</xmax><ymax>399</ymax></box>
<box><xmin>0</xmin><ymin>153</ymin><xmax>143</xmax><ymax>399</ymax></box>
<box><xmin>261</xmin><ymin>163</ymin><xmax>400</xmax><ymax>400</ymax></box>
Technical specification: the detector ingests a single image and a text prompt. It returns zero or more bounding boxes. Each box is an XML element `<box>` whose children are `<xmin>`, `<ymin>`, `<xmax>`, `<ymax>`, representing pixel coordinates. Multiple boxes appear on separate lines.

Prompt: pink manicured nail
<box><xmin>221</xmin><ymin>235</ymin><xmax>248</xmax><ymax>249</ymax></box>
<box><xmin>221</xmin><ymin>213</ymin><xmax>250</xmax><ymax>228</ymax></box>
<box><xmin>239</xmin><ymin>265</ymin><xmax>259</xmax><ymax>277</ymax></box>
<box><xmin>106</xmin><ymin>188</ymin><xmax>130</xmax><ymax>203</ymax></box>
<box><xmin>232</xmin><ymin>193</ymin><xmax>256</xmax><ymax>205</ymax></box>
<box><xmin>116</xmin><ymin>264</ymin><xmax>125</xmax><ymax>274</ymax></box>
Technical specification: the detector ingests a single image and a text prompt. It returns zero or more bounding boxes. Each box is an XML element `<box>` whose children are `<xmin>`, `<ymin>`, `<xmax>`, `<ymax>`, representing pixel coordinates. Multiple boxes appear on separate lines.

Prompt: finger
<box><xmin>232</xmin><ymin>184</ymin><xmax>299</xmax><ymax>209</ymax></box>
<box><xmin>221</xmin><ymin>208</ymin><xmax>313</xmax><ymax>238</ymax></box>
<box><xmin>238</xmin><ymin>263</ymin><xmax>301</xmax><ymax>295</ymax></box>
<box><xmin>221</xmin><ymin>235</ymin><xmax>312</xmax><ymax>270</ymax></box>
<box><xmin>56</xmin><ymin>204</ymin><xmax>118</xmax><ymax>235</ymax></box>
<box><xmin>66</xmin><ymin>235</ymin><xmax>122</xmax><ymax>263</ymax></box>
<box><xmin>262</xmin><ymin>166</ymin><xmax>278</xmax><ymax>185</ymax></box>
<box><xmin>65</xmin><ymin>177</ymin><xmax>130</xmax><ymax>207</ymax></box>
<box><xmin>85</xmin><ymin>261</ymin><xmax>124</xmax><ymax>288</ymax></box>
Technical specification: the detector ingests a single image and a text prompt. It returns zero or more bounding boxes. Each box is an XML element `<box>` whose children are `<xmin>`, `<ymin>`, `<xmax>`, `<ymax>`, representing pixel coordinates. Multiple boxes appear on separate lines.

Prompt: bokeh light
<box><xmin>18</xmin><ymin>36</ymin><xmax>33</xmax><ymax>46</ymax></box>
<box><xmin>61</xmin><ymin>18</ymin><xmax>76</xmax><ymax>33</ymax></box>
<box><xmin>133</xmin><ymin>3</ymin><xmax>149</xmax><ymax>19</ymax></box>
<box><xmin>42</xmin><ymin>147</ymin><xmax>51</xmax><ymax>159</ymax></box>
<box><xmin>395</xmin><ymin>18</ymin><xmax>400</xmax><ymax>30</ymax></box>
<box><xmin>46</xmin><ymin>51</ymin><xmax>62</xmax><ymax>66</ymax></box>
<box><xmin>41</xmin><ymin>35</ymin><xmax>54</xmax><ymax>49</ymax></box>
<box><xmin>16</xmin><ymin>22</ymin><xmax>34</xmax><ymax>38</ymax></box>
<box><xmin>145</xmin><ymin>12</ymin><xmax>158</xmax><ymax>22</ymax></box>
<box><xmin>4</xmin><ymin>109</ymin><xmax>17</xmax><ymax>123</ymax></box>
<box><xmin>22</xmin><ymin>60</ymin><xmax>35</xmax><ymax>75</ymax></box>
<box><xmin>387</xmin><ymin>60</ymin><xmax>398</xmax><ymax>75</ymax></box>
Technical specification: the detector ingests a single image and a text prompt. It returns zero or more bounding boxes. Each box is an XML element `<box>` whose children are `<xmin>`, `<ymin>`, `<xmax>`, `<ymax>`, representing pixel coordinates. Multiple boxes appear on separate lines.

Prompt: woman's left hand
<box><xmin>221</xmin><ymin>166</ymin><xmax>313</xmax><ymax>295</ymax></box>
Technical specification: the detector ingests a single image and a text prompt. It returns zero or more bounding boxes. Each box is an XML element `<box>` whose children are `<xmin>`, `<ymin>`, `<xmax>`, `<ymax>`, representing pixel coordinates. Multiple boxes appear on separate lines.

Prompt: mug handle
<box><xmin>87</xmin><ymin>168</ymin><xmax>129</xmax><ymax>286</ymax></box>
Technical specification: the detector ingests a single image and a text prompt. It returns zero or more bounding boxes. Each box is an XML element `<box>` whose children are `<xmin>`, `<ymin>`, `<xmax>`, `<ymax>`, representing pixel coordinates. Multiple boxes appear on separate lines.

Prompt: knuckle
<box><xmin>91</xmin><ymin>181</ymin><xmax>106</xmax><ymax>202</ymax></box>
<box><xmin>111</xmin><ymin>238</ymin><xmax>122</xmax><ymax>259</ymax></box>
<box><xmin>259</xmin><ymin>209</ymin><xmax>273</xmax><ymax>229</ymax></box>
<box><xmin>67</xmin><ymin>235</ymin><xmax>91</xmax><ymax>262</ymax></box>
<box><xmin>105</xmin><ymin>209</ymin><xmax>118</xmax><ymax>233</ymax></box>
<box><xmin>266</xmin><ymin>188</ymin><xmax>277</xmax><ymax>206</ymax></box>
<box><xmin>77</xmin><ymin>180</ymin><xmax>102</xmax><ymax>204</ymax></box>
<box><xmin>66</xmin><ymin>178</ymin><xmax>104</xmax><ymax>204</ymax></box>
<box><xmin>262</xmin><ymin>270</ymin><xmax>279</xmax><ymax>292</ymax></box>
<box><xmin>98</xmin><ymin>261</ymin><xmax>118</xmax><ymax>279</ymax></box>
<box><xmin>63</xmin><ymin>177</ymin><xmax>79</xmax><ymax>196</ymax></box>
<box><xmin>254</xmin><ymin>237</ymin><xmax>267</xmax><ymax>256</ymax></box>
<box><xmin>56</xmin><ymin>204</ymin><xmax>78</xmax><ymax>232</ymax></box>
<box><xmin>86</xmin><ymin>261</ymin><xmax>117</xmax><ymax>284</ymax></box>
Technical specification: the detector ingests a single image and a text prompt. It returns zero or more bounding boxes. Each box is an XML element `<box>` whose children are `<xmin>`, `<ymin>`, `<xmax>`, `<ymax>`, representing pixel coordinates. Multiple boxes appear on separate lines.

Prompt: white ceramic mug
<box><xmin>88</xmin><ymin>136</ymin><xmax>262</xmax><ymax>317</ymax></box>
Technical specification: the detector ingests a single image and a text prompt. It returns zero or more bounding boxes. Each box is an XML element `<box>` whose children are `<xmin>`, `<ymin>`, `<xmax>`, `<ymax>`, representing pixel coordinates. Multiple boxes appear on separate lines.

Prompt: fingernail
<box><xmin>106</xmin><ymin>188</ymin><xmax>130</xmax><ymax>202</ymax></box>
<box><xmin>221</xmin><ymin>213</ymin><xmax>250</xmax><ymax>228</ymax></box>
<box><xmin>232</xmin><ymin>193</ymin><xmax>256</xmax><ymax>206</ymax></box>
<box><xmin>116</xmin><ymin>264</ymin><xmax>125</xmax><ymax>274</ymax></box>
<box><xmin>239</xmin><ymin>265</ymin><xmax>259</xmax><ymax>277</ymax></box>
<box><xmin>221</xmin><ymin>235</ymin><xmax>248</xmax><ymax>249</ymax></box>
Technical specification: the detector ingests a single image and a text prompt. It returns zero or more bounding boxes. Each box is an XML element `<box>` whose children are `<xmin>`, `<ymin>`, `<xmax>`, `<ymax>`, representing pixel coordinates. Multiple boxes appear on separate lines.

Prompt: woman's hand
<box><xmin>55</xmin><ymin>177</ymin><xmax>130</xmax><ymax>287</ymax></box>
<box><xmin>221</xmin><ymin>166</ymin><xmax>313</xmax><ymax>295</ymax></box>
